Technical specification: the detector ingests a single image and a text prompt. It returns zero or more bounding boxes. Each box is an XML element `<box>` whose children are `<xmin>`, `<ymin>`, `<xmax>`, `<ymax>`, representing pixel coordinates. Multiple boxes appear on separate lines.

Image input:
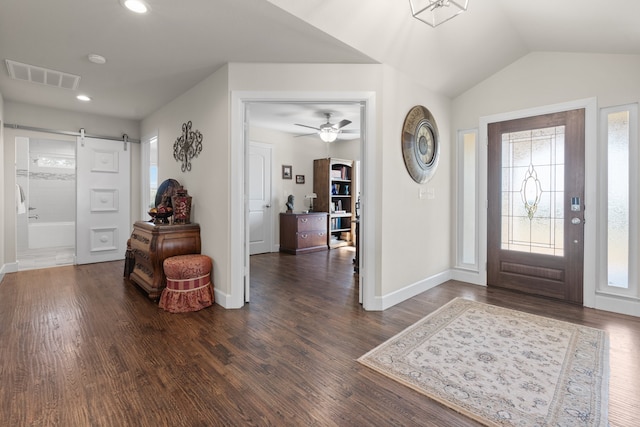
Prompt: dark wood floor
<box><xmin>1</xmin><ymin>248</ymin><xmax>639</xmax><ymax>426</ymax></box>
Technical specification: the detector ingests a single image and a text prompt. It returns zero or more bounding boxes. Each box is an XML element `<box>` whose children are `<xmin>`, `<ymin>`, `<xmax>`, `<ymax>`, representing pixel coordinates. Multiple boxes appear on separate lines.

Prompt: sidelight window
<box><xmin>457</xmin><ymin>129</ymin><xmax>478</xmax><ymax>269</ymax></box>
<box><xmin>141</xmin><ymin>133</ymin><xmax>158</xmax><ymax>218</ymax></box>
<box><xmin>600</xmin><ymin>104</ymin><xmax>638</xmax><ymax>297</ymax></box>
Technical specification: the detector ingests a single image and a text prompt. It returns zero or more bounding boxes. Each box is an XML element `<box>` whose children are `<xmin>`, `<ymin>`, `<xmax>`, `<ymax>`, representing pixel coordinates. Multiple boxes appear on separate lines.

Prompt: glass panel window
<box><xmin>141</xmin><ymin>133</ymin><xmax>158</xmax><ymax>219</ymax></box>
<box><xmin>457</xmin><ymin>129</ymin><xmax>478</xmax><ymax>268</ymax></box>
<box><xmin>149</xmin><ymin>136</ymin><xmax>158</xmax><ymax>207</ymax></box>
<box><xmin>500</xmin><ymin>126</ymin><xmax>564</xmax><ymax>256</ymax></box>
<box><xmin>606</xmin><ymin>111</ymin><xmax>630</xmax><ymax>288</ymax></box>
<box><xmin>599</xmin><ymin>103</ymin><xmax>638</xmax><ymax>298</ymax></box>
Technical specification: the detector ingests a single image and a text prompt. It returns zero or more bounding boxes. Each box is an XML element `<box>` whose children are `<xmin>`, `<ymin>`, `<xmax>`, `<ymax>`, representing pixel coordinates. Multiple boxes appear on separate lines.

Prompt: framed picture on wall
<box><xmin>296</xmin><ymin>175</ymin><xmax>305</xmax><ymax>184</ymax></box>
<box><xmin>282</xmin><ymin>165</ymin><xmax>292</xmax><ymax>179</ymax></box>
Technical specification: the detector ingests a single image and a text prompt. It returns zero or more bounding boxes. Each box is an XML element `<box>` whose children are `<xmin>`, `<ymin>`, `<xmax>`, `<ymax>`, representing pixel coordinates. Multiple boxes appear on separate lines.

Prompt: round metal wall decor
<box><xmin>401</xmin><ymin>105</ymin><xmax>440</xmax><ymax>183</ymax></box>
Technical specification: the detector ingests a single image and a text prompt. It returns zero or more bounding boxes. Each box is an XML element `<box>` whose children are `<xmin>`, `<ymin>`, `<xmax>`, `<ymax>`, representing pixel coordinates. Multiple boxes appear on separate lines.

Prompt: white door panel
<box><xmin>76</xmin><ymin>137</ymin><xmax>130</xmax><ymax>264</ymax></box>
<box><xmin>249</xmin><ymin>143</ymin><xmax>273</xmax><ymax>255</ymax></box>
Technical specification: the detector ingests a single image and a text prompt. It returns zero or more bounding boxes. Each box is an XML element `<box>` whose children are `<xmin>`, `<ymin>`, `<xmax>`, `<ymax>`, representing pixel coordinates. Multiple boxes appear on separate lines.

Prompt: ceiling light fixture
<box><xmin>120</xmin><ymin>0</ymin><xmax>150</xmax><ymax>14</ymax></box>
<box><xmin>77</xmin><ymin>94</ymin><xmax>91</xmax><ymax>102</ymax></box>
<box><xmin>319</xmin><ymin>126</ymin><xmax>339</xmax><ymax>143</ymax></box>
<box><xmin>409</xmin><ymin>0</ymin><xmax>469</xmax><ymax>27</ymax></box>
<box><xmin>88</xmin><ymin>54</ymin><xmax>107</xmax><ymax>64</ymax></box>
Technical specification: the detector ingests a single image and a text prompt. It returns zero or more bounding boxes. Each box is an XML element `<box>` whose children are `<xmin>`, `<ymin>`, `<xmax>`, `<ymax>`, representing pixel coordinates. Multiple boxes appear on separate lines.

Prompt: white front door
<box><xmin>249</xmin><ymin>142</ymin><xmax>273</xmax><ymax>255</ymax></box>
<box><xmin>76</xmin><ymin>137</ymin><xmax>131</xmax><ymax>264</ymax></box>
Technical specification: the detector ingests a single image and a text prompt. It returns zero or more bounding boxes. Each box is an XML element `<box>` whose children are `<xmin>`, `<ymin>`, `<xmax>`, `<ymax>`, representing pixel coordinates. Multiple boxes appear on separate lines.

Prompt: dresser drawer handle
<box><xmin>300</xmin><ymin>233</ymin><xmax>308</xmax><ymax>239</ymax></box>
<box><xmin>300</xmin><ymin>218</ymin><xmax>308</xmax><ymax>223</ymax></box>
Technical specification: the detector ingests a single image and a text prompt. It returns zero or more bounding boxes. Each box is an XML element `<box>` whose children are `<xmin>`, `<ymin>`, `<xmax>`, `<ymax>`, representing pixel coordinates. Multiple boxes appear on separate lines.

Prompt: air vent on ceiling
<box><xmin>5</xmin><ymin>59</ymin><xmax>80</xmax><ymax>90</ymax></box>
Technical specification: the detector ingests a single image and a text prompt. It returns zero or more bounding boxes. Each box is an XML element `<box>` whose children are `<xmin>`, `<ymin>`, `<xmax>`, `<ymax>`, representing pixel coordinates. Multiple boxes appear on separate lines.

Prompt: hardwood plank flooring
<box><xmin>1</xmin><ymin>248</ymin><xmax>638</xmax><ymax>426</ymax></box>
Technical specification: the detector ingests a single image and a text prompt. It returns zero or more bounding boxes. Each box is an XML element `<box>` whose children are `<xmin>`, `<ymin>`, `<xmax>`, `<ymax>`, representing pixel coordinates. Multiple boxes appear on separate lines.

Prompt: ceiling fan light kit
<box><xmin>409</xmin><ymin>0</ymin><xmax>469</xmax><ymax>27</ymax></box>
<box><xmin>320</xmin><ymin>127</ymin><xmax>339</xmax><ymax>143</ymax></box>
<box><xmin>296</xmin><ymin>113</ymin><xmax>352</xmax><ymax>142</ymax></box>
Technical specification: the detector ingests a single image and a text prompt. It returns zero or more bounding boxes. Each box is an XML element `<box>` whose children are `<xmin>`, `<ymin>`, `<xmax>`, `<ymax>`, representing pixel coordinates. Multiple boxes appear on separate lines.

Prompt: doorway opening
<box><xmin>16</xmin><ymin>136</ymin><xmax>76</xmax><ymax>270</ymax></box>
<box><xmin>231</xmin><ymin>92</ymin><xmax>376</xmax><ymax>310</ymax></box>
<box><xmin>246</xmin><ymin>101</ymin><xmax>363</xmax><ymax>295</ymax></box>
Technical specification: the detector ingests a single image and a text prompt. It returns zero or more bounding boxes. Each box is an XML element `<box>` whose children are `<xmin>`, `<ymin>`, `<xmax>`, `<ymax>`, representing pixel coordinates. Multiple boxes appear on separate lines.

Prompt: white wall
<box><xmin>329</xmin><ymin>138</ymin><xmax>361</xmax><ymax>163</ymax></box>
<box><xmin>141</xmin><ymin>65</ymin><xmax>231</xmax><ymax>304</ymax></box>
<box><xmin>231</xmin><ymin>63</ymin><xmax>452</xmax><ymax>309</ymax></box>
<box><xmin>453</xmin><ymin>52</ymin><xmax>640</xmax><ymax>128</ymax></box>
<box><xmin>142</xmin><ymin>61</ymin><xmax>454</xmax><ymax>309</ymax></box>
<box><xmin>452</xmin><ymin>52</ymin><xmax>640</xmax><ymax>317</ymax></box>
<box><xmin>2</xmin><ymin>102</ymin><xmax>140</xmax><ymax>266</ymax></box>
<box><xmin>378</xmin><ymin>65</ymin><xmax>452</xmax><ymax>306</ymax></box>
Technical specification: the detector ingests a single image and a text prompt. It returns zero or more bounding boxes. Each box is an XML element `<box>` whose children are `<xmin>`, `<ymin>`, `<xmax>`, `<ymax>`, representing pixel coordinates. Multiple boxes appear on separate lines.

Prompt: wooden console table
<box><xmin>128</xmin><ymin>221</ymin><xmax>201</xmax><ymax>299</ymax></box>
<box><xmin>279</xmin><ymin>212</ymin><xmax>328</xmax><ymax>255</ymax></box>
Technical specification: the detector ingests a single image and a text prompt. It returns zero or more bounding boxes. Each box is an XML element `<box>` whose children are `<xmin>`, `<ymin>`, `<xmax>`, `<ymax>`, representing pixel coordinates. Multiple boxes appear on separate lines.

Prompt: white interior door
<box><xmin>76</xmin><ymin>137</ymin><xmax>130</xmax><ymax>264</ymax></box>
<box><xmin>249</xmin><ymin>142</ymin><xmax>273</xmax><ymax>255</ymax></box>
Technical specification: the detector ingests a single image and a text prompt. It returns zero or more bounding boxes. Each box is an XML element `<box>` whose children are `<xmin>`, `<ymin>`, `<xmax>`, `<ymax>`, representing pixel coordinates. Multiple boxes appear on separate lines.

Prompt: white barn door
<box><xmin>76</xmin><ymin>137</ymin><xmax>130</xmax><ymax>264</ymax></box>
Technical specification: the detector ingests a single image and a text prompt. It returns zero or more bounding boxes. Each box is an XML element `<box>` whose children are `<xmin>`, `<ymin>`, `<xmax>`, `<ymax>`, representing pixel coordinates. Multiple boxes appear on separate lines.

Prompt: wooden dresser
<box><xmin>279</xmin><ymin>212</ymin><xmax>328</xmax><ymax>255</ymax></box>
<box><xmin>128</xmin><ymin>221</ymin><xmax>201</xmax><ymax>299</ymax></box>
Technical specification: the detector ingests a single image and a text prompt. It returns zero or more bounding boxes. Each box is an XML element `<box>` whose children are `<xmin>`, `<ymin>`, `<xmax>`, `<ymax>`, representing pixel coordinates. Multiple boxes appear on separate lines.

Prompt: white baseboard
<box><xmin>451</xmin><ymin>268</ymin><xmax>486</xmax><ymax>286</ymax></box>
<box><xmin>595</xmin><ymin>293</ymin><xmax>640</xmax><ymax>317</ymax></box>
<box><xmin>213</xmin><ymin>287</ymin><xmax>233</xmax><ymax>308</ymax></box>
<box><xmin>377</xmin><ymin>270</ymin><xmax>454</xmax><ymax>311</ymax></box>
<box><xmin>2</xmin><ymin>262</ymin><xmax>18</xmax><ymax>276</ymax></box>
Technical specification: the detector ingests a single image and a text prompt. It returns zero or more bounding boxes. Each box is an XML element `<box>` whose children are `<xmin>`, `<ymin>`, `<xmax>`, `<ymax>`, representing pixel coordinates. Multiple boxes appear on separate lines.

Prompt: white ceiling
<box><xmin>1</xmin><ymin>0</ymin><xmax>639</xmax><ymax>134</ymax></box>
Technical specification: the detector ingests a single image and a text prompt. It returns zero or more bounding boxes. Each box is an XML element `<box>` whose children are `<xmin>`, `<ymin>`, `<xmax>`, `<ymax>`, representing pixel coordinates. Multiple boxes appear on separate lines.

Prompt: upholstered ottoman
<box><xmin>159</xmin><ymin>254</ymin><xmax>214</xmax><ymax>313</ymax></box>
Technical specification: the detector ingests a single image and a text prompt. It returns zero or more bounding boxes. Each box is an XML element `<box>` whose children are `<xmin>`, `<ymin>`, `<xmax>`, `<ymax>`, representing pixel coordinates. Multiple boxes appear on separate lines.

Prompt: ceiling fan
<box><xmin>295</xmin><ymin>113</ymin><xmax>354</xmax><ymax>142</ymax></box>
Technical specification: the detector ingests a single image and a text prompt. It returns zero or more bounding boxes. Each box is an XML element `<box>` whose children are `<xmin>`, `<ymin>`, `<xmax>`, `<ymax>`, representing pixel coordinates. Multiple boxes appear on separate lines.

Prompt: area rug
<box><xmin>358</xmin><ymin>298</ymin><xmax>609</xmax><ymax>426</ymax></box>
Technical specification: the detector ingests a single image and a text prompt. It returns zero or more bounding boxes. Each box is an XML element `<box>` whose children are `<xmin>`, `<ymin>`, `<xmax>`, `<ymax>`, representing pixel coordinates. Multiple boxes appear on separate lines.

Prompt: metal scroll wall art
<box><xmin>173</xmin><ymin>121</ymin><xmax>203</xmax><ymax>172</ymax></box>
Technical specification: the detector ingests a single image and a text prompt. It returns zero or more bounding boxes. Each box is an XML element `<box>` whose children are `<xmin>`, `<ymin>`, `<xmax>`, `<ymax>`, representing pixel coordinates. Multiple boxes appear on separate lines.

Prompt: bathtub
<box><xmin>28</xmin><ymin>221</ymin><xmax>75</xmax><ymax>249</ymax></box>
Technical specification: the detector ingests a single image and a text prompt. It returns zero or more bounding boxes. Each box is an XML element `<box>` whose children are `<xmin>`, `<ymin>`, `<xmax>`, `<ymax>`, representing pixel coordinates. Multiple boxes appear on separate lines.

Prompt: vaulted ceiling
<box><xmin>1</xmin><ymin>0</ymin><xmax>638</xmax><ymax>125</ymax></box>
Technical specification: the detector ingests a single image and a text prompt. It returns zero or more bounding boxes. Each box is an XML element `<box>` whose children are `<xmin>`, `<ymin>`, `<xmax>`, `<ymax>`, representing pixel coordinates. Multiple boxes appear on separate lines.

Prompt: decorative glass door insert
<box><xmin>501</xmin><ymin>126</ymin><xmax>565</xmax><ymax>256</ymax></box>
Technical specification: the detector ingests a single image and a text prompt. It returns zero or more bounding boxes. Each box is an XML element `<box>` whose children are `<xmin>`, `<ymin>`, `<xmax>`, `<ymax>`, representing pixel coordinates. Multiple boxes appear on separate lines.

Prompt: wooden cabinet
<box><xmin>313</xmin><ymin>158</ymin><xmax>355</xmax><ymax>248</ymax></box>
<box><xmin>279</xmin><ymin>212</ymin><xmax>328</xmax><ymax>255</ymax></box>
<box><xmin>128</xmin><ymin>221</ymin><xmax>201</xmax><ymax>299</ymax></box>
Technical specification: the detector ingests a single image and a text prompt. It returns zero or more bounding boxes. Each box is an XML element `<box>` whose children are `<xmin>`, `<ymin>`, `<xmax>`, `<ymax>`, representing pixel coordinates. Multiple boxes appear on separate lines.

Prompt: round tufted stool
<box><xmin>159</xmin><ymin>254</ymin><xmax>214</xmax><ymax>313</ymax></box>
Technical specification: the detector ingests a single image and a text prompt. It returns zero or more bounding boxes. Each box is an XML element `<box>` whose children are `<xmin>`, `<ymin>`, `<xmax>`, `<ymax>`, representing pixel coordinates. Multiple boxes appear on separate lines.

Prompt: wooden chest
<box><xmin>128</xmin><ymin>221</ymin><xmax>201</xmax><ymax>299</ymax></box>
<box><xmin>279</xmin><ymin>212</ymin><xmax>328</xmax><ymax>255</ymax></box>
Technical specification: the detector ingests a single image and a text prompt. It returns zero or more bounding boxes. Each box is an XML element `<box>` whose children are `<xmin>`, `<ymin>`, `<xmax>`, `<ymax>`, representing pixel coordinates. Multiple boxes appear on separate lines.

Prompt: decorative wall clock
<box><xmin>401</xmin><ymin>105</ymin><xmax>440</xmax><ymax>183</ymax></box>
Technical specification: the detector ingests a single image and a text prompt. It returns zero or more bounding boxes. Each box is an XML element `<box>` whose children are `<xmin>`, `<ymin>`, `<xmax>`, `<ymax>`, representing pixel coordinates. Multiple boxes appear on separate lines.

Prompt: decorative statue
<box><xmin>286</xmin><ymin>195</ymin><xmax>294</xmax><ymax>212</ymax></box>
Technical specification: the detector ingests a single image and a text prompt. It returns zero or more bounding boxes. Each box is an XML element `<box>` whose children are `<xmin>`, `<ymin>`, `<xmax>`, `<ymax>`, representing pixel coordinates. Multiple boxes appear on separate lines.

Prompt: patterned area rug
<box><xmin>358</xmin><ymin>298</ymin><xmax>609</xmax><ymax>426</ymax></box>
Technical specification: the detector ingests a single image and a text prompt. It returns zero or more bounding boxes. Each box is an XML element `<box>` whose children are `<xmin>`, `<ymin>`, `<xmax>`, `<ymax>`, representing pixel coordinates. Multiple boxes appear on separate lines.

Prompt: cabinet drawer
<box><xmin>130</xmin><ymin>230</ymin><xmax>151</xmax><ymax>251</ymax></box>
<box><xmin>297</xmin><ymin>215</ymin><xmax>327</xmax><ymax>232</ymax></box>
<box><xmin>297</xmin><ymin>231</ymin><xmax>327</xmax><ymax>248</ymax></box>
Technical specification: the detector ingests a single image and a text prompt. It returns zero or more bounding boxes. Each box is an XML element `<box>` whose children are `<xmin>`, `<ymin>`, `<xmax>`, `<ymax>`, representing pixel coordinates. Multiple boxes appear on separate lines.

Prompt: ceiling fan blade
<box><xmin>294</xmin><ymin>123</ymin><xmax>320</xmax><ymax>131</ymax></box>
<box><xmin>340</xmin><ymin>129</ymin><xmax>360</xmax><ymax>134</ymax></box>
<box><xmin>333</xmin><ymin>119</ymin><xmax>352</xmax><ymax>129</ymax></box>
<box><xmin>294</xmin><ymin>132</ymin><xmax>318</xmax><ymax>138</ymax></box>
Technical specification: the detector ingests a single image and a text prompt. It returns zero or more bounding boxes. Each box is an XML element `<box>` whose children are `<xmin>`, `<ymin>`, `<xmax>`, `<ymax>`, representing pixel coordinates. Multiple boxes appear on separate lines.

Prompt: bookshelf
<box><xmin>313</xmin><ymin>158</ymin><xmax>355</xmax><ymax>248</ymax></box>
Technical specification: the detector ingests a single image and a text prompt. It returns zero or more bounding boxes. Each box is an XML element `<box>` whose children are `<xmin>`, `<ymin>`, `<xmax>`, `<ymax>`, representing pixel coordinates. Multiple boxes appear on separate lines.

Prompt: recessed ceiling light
<box><xmin>77</xmin><ymin>94</ymin><xmax>91</xmax><ymax>102</ymax></box>
<box><xmin>120</xmin><ymin>0</ymin><xmax>150</xmax><ymax>14</ymax></box>
<box><xmin>88</xmin><ymin>54</ymin><xmax>107</xmax><ymax>65</ymax></box>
